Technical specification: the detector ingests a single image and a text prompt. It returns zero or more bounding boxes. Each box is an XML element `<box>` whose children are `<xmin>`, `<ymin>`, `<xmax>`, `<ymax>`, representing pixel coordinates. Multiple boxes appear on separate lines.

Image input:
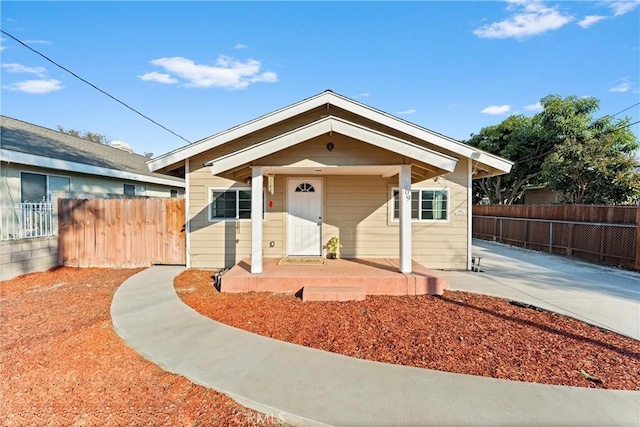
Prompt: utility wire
<box><xmin>604</xmin><ymin>102</ymin><xmax>640</xmax><ymax>119</ymax></box>
<box><xmin>1</xmin><ymin>30</ymin><xmax>192</xmax><ymax>144</ymax></box>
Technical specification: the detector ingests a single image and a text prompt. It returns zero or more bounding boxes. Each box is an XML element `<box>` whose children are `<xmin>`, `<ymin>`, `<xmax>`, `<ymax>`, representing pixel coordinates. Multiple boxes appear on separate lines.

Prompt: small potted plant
<box><xmin>325</xmin><ymin>236</ymin><xmax>341</xmax><ymax>259</ymax></box>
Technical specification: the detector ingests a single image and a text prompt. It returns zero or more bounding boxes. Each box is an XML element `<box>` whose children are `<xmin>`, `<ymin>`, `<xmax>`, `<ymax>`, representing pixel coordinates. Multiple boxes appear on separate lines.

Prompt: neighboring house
<box><xmin>521</xmin><ymin>186</ymin><xmax>562</xmax><ymax>205</ymax></box>
<box><xmin>149</xmin><ymin>90</ymin><xmax>512</xmax><ymax>273</ymax></box>
<box><xmin>1</xmin><ymin>115</ymin><xmax>185</xmax><ymax>204</ymax></box>
<box><xmin>1</xmin><ymin>115</ymin><xmax>185</xmax><ymax>239</ymax></box>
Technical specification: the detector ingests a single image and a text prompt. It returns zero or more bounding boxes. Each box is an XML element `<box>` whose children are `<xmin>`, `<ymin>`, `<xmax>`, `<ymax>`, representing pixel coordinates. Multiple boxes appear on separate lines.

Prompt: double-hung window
<box><xmin>392</xmin><ymin>188</ymin><xmax>448</xmax><ymax>221</ymax></box>
<box><xmin>210</xmin><ymin>188</ymin><xmax>264</xmax><ymax>221</ymax></box>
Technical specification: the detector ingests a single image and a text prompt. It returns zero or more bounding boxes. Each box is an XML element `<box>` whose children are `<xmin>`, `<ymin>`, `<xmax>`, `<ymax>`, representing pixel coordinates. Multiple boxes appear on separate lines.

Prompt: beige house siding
<box><xmin>187</xmin><ymin>148</ymin><xmax>470</xmax><ymax>270</ymax></box>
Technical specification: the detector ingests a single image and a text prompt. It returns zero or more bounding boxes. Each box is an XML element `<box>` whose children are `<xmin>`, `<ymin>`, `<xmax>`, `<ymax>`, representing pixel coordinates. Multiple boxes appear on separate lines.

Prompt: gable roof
<box><xmin>1</xmin><ymin>115</ymin><xmax>184</xmax><ymax>187</ymax></box>
<box><xmin>149</xmin><ymin>90</ymin><xmax>512</xmax><ymax>178</ymax></box>
<box><xmin>206</xmin><ymin>115</ymin><xmax>459</xmax><ymax>176</ymax></box>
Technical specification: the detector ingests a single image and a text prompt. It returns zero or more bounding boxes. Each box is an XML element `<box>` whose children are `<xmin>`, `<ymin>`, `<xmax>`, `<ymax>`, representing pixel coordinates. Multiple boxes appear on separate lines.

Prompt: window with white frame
<box><xmin>20</xmin><ymin>172</ymin><xmax>70</xmax><ymax>202</ymax></box>
<box><xmin>392</xmin><ymin>188</ymin><xmax>448</xmax><ymax>221</ymax></box>
<box><xmin>209</xmin><ymin>188</ymin><xmax>265</xmax><ymax>221</ymax></box>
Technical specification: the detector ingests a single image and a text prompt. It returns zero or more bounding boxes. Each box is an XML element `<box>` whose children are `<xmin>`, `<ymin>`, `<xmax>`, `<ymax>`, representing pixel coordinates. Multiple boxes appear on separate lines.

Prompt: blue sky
<box><xmin>1</xmin><ymin>1</ymin><xmax>639</xmax><ymax>158</ymax></box>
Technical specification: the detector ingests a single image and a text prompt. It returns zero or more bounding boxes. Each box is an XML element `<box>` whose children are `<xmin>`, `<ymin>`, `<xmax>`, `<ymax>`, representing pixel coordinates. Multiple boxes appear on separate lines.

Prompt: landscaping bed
<box><xmin>175</xmin><ymin>269</ymin><xmax>639</xmax><ymax>391</ymax></box>
<box><xmin>1</xmin><ymin>267</ymin><xmax>285</xmax><ymax>426</ymax></box>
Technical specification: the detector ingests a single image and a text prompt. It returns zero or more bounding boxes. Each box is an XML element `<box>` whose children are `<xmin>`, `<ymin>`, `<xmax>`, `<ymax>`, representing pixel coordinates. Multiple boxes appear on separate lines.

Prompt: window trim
<box><xmin>390</xmin><ymin>187</ymin><xmax>450</xmax><ymax>223</ymax></box>
<box><xmin>208</xmin><ymin>187</ymin><xmax>266</xmax><ymax>222</ymax></box>
<box><xmin>20</xmin><ymin>170</ymin><xmax>71</xmax><ymax>202</ymax></box>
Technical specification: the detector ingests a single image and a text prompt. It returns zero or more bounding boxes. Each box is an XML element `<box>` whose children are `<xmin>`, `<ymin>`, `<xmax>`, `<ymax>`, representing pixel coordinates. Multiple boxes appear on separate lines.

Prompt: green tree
<box><xmin>468</xmin><ymin>94</ymin><xmax>640</xmax><ymax>205</ymax></box>
<box><xmin>540</xmin><ymin>96</ymin><xmax>639</xmax><ymax>204</ymax></box>
<box><xmin>467</xmin><ymin>114</ymin><xmax>550</xmax><ymax>204</ymax></box>
<box><xmin>57</xmin><ymin>126</ymin><xmax>109</xmax><ymax>144</ymax></box>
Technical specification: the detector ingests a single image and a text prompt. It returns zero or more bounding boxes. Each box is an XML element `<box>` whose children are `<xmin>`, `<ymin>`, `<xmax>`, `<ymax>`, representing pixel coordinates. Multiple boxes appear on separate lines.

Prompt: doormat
<box><xmin>278</xmin><ymin>257</ymin><xmax>326</xmax><ymax>266</ymax></box>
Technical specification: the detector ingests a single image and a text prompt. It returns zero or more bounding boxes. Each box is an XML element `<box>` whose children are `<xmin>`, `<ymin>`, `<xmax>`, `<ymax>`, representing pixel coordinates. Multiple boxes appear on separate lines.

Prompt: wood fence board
<box><xmin>58</xmin><ymin>198</ymin><xmax>186</xmax><ymax>268</ymax></box>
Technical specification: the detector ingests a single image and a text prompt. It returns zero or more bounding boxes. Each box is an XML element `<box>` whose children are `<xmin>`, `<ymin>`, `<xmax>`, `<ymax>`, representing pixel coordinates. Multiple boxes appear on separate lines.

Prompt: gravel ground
<box><xmin>1</xmin><ymin>267</ymin><xmax>286</xmax><ymax>426</ymax></box>
<box><xmin>176</xmin><ymin>269</ymin><xmax>639</xmax><ymax>391</ymax></box>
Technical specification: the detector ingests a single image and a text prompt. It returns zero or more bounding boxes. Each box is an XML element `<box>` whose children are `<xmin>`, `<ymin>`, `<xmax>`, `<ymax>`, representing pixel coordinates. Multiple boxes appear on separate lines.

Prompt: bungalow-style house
<box><xmin>148</xmin><ymin>91</ymin><xmax>511</xmax><ymax>297</ymax></box>
<box><xmin>0</xmin><ymin>115</ymin><xmax>185</xmax><ymax>239</ymax></box>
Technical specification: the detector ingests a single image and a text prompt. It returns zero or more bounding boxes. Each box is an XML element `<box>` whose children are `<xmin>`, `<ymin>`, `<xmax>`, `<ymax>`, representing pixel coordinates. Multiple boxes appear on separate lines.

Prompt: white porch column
<box><xmin>399</xmin><ymin>164</ymin><xmax>412</xmax><ymax>273</ymax></box>
<box><xmin>251</xmin><ymin>166</ymin><xmax>263</xmax><ymax>274</ymax></box>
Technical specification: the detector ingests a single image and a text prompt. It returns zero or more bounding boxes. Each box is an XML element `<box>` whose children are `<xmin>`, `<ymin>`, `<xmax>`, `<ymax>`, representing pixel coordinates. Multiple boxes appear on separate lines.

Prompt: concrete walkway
<box><xmin>440</xmin><ymin>239</ymin><xmax>640</xmax><ymax>340</ymax></box>
<box><xmin>112</xmin><ymin>266</ymin><xmax>639</xmax><ymax>426</ymax></box>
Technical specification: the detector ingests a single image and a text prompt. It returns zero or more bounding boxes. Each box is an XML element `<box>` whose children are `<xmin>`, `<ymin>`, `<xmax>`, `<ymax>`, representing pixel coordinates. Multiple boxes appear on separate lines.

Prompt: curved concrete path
<box><xmin>112</xmin><ymin>266</ymin><xmax>639</xmax><ymax>426</ymax></box>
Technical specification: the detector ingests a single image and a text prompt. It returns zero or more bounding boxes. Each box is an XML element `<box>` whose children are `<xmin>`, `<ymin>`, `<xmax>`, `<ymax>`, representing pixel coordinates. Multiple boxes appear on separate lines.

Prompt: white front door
<box><xmin>287</xmin><ymin>178</ymin><xmax>322</xmax><ymax>256</ymax></box>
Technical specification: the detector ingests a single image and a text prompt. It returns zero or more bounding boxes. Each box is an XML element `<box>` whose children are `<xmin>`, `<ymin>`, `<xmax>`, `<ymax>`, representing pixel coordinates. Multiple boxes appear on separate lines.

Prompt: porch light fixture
<box><xmin>326</xmin><ymin>142</ymin><xmax>334</xmax><ymax>152</ymax></box>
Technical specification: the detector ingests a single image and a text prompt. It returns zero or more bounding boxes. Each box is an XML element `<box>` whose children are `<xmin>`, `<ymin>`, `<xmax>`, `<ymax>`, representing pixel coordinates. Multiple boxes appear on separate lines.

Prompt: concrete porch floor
<box><xmin>221</xmin><ymin>258</ymin><xmax>449</xmax><ymax>296</ymax></box>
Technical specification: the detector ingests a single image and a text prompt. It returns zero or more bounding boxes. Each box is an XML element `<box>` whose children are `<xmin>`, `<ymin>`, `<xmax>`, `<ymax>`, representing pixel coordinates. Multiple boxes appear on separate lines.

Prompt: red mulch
<box><xmin>175</xmin><ymin>269</ymin><xmax>640</xmax><ymax>391</ymax></box>
<box><xmin>0</xmin><ymin>267</ymin><xmax>286</xmax><ymax>426</ymax></box>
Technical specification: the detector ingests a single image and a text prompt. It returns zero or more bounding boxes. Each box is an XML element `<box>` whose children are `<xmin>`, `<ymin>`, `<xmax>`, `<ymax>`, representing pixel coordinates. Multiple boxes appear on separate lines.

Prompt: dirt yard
<box><xmin>0</xmin><ymin>268</ymin><xmax>285</xmax><ymax>426</ymax></box>
<box><xmin>175</xmin><ymin>269</ymin><xmax>639</xmax><ymax>391</ymax></box>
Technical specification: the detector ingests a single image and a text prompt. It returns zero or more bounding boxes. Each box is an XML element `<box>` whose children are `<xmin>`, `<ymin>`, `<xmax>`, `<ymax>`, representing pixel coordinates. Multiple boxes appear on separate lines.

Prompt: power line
<box><xmin>1</xmin><ymin>30</ymin><xmax>192</xmax><ymax>144</ymax></box>
<box><xmin>603</xmin><ymin>102</ymin><xmax>640</xmax><ymax>119</ymax></box>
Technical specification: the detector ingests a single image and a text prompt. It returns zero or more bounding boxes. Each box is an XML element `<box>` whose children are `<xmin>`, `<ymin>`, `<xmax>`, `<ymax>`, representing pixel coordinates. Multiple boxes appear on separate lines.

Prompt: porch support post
<box><xmin>251</xmin><ymin>166</ymin><xmax>263</xmax><ymax>274</ymax></box>
<box><xmin>399</xmin><ymin>164</ymin><xmax>412</xmax><ymax>273</ymax></box>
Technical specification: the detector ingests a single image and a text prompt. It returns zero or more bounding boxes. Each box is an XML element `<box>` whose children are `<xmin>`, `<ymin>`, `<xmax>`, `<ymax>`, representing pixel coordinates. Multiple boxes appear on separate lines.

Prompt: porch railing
<box><xmin>0</xmin><ymin>203</ymin><xmax>54</xmax><ymax>241</ymax></box>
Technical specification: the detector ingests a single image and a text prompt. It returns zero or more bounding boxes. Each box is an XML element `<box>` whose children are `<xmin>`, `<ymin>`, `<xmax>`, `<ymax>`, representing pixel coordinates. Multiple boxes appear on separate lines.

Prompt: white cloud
<box><xmin>2</xmin><ymin>63</ymin><xmax>47</xmax><ymax>77</ymax></box>
<box><xmin>481</xmin><ymin>105</ymin><xmax>512</xmax><ymax>115</ymax></box>
<box><xmin>4</xmin><ymin>79</ymin><xmax>63</xmax><ymax>94</ymax></box>
<box><xmin>578</xmin><ymin>15</ymin><xmax>606</xmax><ymax>28</ymax></box>
<box><xmin>138</xmin><ymin>71</ymin><xmax>179</xmax><ymax>84</ymax></box>
<box><xmin>474</xmin><ymin>0</ymin><xmax>573</xmax><ymax>40</ymax></box>
<box><xmin>234</xmin><ymin>43</ymin><xmax>248</xmax><ymax>49</ymax></box>
<box><xmin>607</xmin><ymin>0</ymin><xmax>640</xmax><ymax>16</ymax></box>
<box><xmin>23</xmin><ymin>39</ymin><xmax>52</xmax><ymax>45</ymax></box>
<box><xmin>610</xmin><ymin>77</ymin><xmax>632</xmax><ymax>93</ymax></box>
<box><xmin>0</xmin><ymin>38</ymin><xmax>6</xmax><ymax>52</ymax></box>
<box><xmin>447</xmin><ymin>103</ymin><xmax>462</xmax><ymax>110</ymax></box>
<box><xmin>524</xmin><ymin>102</ymin><xmax>542</xmax><ymax>111</ymax></box>
<box><xmin>353</xmin><ymin>92</ymin><xmax>370</xmax><ymax>99</ymax></box>
<box><xmin>142</xmin><ymin>55</ymin><xmax>278</xmax><ymax>89</ymax></box>
<box><xmin>396</xmin><ymin>109</ymin><xmax>416</xmax><ymax>115</ymax></box>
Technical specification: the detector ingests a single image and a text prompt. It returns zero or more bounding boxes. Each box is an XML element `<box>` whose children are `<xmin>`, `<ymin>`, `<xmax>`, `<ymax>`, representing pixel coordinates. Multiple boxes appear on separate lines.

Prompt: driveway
<box><xmin>439</xmin><ymin>239</ymin><xmax>640</xmax><ymax>340</ymax></box>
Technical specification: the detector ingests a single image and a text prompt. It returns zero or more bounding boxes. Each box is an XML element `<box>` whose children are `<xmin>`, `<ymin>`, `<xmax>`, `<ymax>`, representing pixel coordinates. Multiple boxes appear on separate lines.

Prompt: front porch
<box><xmin>220</xmin><ymin>258</ymin><xmax>449</xmax><ymax>300</ymax></box>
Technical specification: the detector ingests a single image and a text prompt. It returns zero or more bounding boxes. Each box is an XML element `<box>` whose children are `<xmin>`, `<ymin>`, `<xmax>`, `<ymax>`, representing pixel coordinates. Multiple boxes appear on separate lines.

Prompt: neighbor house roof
<box><xmin>1</xmin><ymin>115</ymin><xmax>184</xmax><ymax>187</ymax></box>
<box><xmin>149</xmin><ymin>90</ymin><xmax>512</xmax><ymax>178</ymax></box>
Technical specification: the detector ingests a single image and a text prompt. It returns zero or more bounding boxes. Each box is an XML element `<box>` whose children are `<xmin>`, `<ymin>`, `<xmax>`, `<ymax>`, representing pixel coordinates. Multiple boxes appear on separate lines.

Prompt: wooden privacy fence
<box><xmin>58</xmin><ymin>198</ymin><xmax>186</xmax><ymax>268</ymax></box>
<box><xmin>473</xmin><ymin>204</ymin><xmax>640</xmax><ymax>270</ymax></box>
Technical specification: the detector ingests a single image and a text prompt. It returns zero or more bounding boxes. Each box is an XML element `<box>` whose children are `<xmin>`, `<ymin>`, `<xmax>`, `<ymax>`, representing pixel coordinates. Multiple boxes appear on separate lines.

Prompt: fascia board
<box><xmin>1</xmin><ymin>149</ymin><xmax>185</xmax><ymax>188</ymax></box>
<box><xmin>149</xmin><ymin>93</ymin><xmax>332</xmax><ymax>172</ymax></box>
<box><xmin>327</xmin><ymin>95</ymin><xmax>478</xmax><ymax>158</ymax></box>
<box><xmin>207</xmin><ymin>116</ymin><xmax>458</xmax><ymax>175</ymax></box>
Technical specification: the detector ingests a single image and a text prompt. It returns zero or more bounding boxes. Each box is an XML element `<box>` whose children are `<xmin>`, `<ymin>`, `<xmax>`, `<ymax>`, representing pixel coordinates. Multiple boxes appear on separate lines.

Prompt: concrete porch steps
<box><xmin>302</xmin><ymin>285</ymin><xmax>366</xmax><ymax>302</ymax></box>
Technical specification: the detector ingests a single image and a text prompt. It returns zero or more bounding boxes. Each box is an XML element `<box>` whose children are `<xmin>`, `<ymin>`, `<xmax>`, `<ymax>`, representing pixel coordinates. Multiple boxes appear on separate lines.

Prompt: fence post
<box><xmin>635</xmin><ymin>203</ymin><xmax>640</xmax><ymax>270</ymax></box>
<box><xmin>567</xmin><ymin>223</ymin><xmax>574</xmax><ymax>256</ymax></box>
<box><xmin>549</xmin><ymin>221</ymin><xmax>553</xmax><ymax>254</ymax></box>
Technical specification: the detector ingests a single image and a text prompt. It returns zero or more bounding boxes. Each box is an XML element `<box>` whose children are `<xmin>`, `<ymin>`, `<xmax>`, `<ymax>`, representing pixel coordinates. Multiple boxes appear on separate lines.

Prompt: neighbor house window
<box><xmin>392</xmin><ymin>188</ymin><xmax>448</xmax><ymax>221</ymax></box>
<box><xmin>124</xmin><ymin>184</ymin><xmax>135</xmax><ymax>196</ymax></box>
<box><xmin>20</xmin><ymin>172</ymin><xmax>70</xmax><ymax>202</ymax></box>
<box><xmin>123</xmin><ymin>184</ymin><xmax>146</xmax><ymax>197</ymax></box>
<box><xmin>209</xmin><ymin>188</ymin><xmax>265</xmax><ymax>221</ymax></box>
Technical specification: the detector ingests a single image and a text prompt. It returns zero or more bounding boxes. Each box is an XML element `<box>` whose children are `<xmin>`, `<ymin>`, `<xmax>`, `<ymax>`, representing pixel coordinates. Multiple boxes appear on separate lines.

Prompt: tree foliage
<box><xmin>467</xmin><ymin>94</ymin><xmax>640</xmax><ymax>205</ymax></box>
<box><xmin>467</xmin><ymin>114</ymin><xmax>550</xmax><ymax>204</ymax></box>
<box><xmin>57</xmin><ymin>126</ymin><xmax>109</xmax><ymax>144</ymax></box>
